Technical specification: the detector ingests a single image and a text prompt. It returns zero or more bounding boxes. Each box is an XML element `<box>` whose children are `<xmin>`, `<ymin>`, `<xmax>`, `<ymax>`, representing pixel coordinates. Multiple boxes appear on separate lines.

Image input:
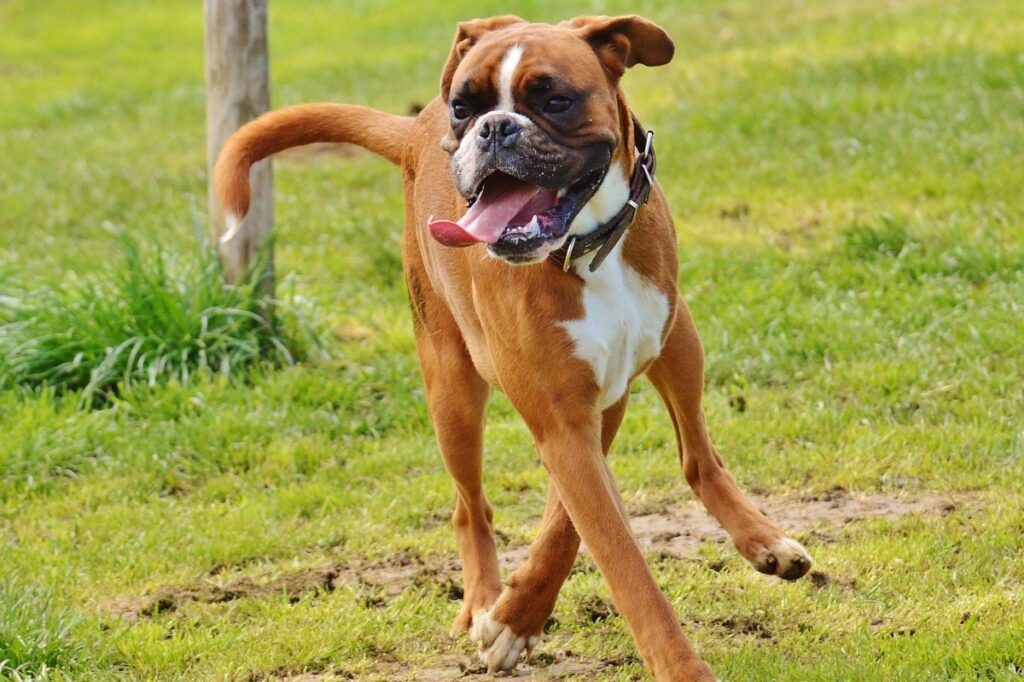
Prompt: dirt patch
<box><xmin>108</xmin><ymin>565</ymin><xmax>341</xmax><ymax>620</ymax></box>
<box><xmin>497</xmin><ymin>545</ymin><xmax>531</xmax><ymax>572</ymax></box>
<box><xmin>108</xmin><ymin>551</ymin><xmax>462</xmax><ymax>621</ymax></box>
<box><xmin>109</xmin><ymin>490</ymin><xmax>970</xmax><ymax>621</ymax></box>
<box><xmin>268</xmin><ymin>668</ymin><xmax>354</xmax><ymax>682</ymax></box>
<box><xmin>629</xmin><ymin>489</ymin><xmax>965</xmax><ymax>559</ymax></box>
<box><xmin>265</xmin><ymin>651</ymin><xmax>630</xmax><ymax>681</ymax></box>
<box><xmin>572</xmin><ymin>594</ymin><xmax>617</xmax><ymax>624</ymax></box>
<box><xmin>363</xmin><ymin>653</ymin><xmax>631</xmax><ymax>681</ymax></box>
<box><xmin>706</xmin><ymin>615</ymin><xmax>773</xmax><ymax>640</ymax></box>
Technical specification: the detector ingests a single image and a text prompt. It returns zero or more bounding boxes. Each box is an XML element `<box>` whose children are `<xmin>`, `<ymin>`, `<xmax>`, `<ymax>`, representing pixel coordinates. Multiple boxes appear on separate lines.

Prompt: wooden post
<box><xmin>205</xmin><ymin>0</ymin><xmax>273</xmax><ymax>293</ymax></box>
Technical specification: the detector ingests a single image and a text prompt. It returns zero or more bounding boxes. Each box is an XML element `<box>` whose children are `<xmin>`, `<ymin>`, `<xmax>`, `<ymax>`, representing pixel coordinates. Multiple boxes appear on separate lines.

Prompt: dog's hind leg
<box><xmin>408</xmin><ymin>266</ymin><xmax>502</xmax><ymax>633</ymax></box>
<box><xmin>646</xmin><ymin>295</ymin><xmax>812</xmax><ymax>581</ymax></box>
<box><xmin>469</xmin><ymin>396</ymin><xmax>629</xmax><ymax>670</ymax></box>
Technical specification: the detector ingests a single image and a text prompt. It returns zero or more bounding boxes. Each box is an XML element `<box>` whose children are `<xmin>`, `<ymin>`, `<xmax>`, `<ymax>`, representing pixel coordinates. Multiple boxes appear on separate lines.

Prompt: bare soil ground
<box><xmin>108</xmin><ymin>488</ymin><xmax>970</xmax><ymax>682</ymax></box>
<box><xmin>629</xmin><ymin>488</ymin><xmax>960</xmax><ymax>559</ymax></box>
<box><xmin>109</xmin><ymin>489</ymin><xmax>964</xmax><ymax>622</ymax></box>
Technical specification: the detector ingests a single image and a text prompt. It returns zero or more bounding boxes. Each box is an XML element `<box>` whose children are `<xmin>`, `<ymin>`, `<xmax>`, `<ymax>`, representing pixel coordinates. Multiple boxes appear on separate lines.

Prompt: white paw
<box><xmin>468</xmin><ymin>610</ymin><xmax>538</xmax><ymax>673</ymax></box>
<box><xmin>754</xmin><ymin>537</ymin><xmax>812</xmax><ymax>580</ymax></box>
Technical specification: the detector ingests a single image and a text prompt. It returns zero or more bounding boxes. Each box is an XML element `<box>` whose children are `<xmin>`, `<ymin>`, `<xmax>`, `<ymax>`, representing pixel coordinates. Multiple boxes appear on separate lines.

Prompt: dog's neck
<box><xmin>556</xmin><ymin>111</ymin><xmax>653</xmax><ymax>274</ymax></box>
<box><xmin>563</xmin><ymin>162</ymin><xmax>630</xmax><ymax>273</ymax></box>
<box><xmin>568</xmin><ymin>161</ymin><xmax>631</xmax><ymax>240</ymax></box>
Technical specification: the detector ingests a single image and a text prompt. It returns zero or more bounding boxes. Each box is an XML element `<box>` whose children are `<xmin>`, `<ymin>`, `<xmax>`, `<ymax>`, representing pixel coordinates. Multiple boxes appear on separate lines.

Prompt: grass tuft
<box><xmin>841</xmin><ymin>215</ymin><xmax>912</xmax><ymax>259</ymax></box>
<box><xmin>0</xmin><ymin>580</ymin><xmax>92</xmax><ymax>680</ymax></box>
<box><xmin>0</xmin><ymin>232</ymin><xmax>320</xmax><ymax>407</ymax></box>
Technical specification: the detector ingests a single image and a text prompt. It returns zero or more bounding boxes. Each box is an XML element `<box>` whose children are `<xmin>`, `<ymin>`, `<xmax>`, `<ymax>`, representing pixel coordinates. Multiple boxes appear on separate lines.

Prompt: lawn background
<box><xmin>1</xmin><ymin>0</ymin><xmax>1022</xmax><ymax>680</ymax></box>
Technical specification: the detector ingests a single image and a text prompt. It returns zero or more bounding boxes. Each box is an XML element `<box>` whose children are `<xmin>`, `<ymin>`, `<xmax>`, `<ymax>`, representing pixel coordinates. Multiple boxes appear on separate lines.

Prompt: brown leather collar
<box><xmin>549</xmin><ymin>115</ymin><xmax>656</xmax><ymax>273</ymax></box>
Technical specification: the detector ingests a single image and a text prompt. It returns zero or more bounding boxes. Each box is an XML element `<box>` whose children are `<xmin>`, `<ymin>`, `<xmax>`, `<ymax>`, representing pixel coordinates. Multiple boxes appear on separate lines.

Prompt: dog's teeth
<box><xmin>557</xmin><ymin>188</ymin><xmax>567</xmax><ymax>199</ymax></box>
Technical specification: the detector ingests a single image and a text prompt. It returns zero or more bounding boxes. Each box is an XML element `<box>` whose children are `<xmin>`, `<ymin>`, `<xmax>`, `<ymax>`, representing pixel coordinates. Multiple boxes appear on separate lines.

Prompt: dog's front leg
<box><xmin>537</xmin><ymin>414</ymin><xmax>715</xmax><ymax>681</ymax></box>
<box><xmin>476</xmin><ymin>388</ymin><xmax>715</xmax><ymax>680</ymax></box>
<box><xmin>470</xmin><ymin>396</ymin><xmax>629</xmax><ymax>669</ymax></box>
<box><xmin>409</xmin><ymin>265</ymin><xmax>502</xmax><ymax>633</ymax></box>
<box><xmin>420</xmin><ymin>342</ymin><xmax>502</xmax><ymax>633</ymax></box>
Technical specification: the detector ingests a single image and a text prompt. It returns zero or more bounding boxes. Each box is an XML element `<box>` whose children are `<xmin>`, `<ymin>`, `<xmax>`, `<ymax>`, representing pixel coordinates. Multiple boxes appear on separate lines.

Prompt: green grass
<box><xmin>0</xmin><ymin>233</ymin><xmax>316</xmax><ymax>406</ymax></box>
<box><xmin>1</xmin><ymin>0</ymin><xmax>1022</xmax><ymax>680</ymax></box>
<box><xmin>0</xmin><ymin>579</ymin><xmax>98</xmax><ymax>681</ymax></box>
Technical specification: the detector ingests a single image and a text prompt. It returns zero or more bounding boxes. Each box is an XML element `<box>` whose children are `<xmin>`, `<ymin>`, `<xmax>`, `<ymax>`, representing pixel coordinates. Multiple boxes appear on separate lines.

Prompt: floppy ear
<box><xmin>440</xmin><ymin>15</ymin><xmax>525</xmax><ymax>101</ymax></box>
<box><xmin>565</xmin><ymin>15</ymin><xmax>674</xmax><ymax>77</ymax></box>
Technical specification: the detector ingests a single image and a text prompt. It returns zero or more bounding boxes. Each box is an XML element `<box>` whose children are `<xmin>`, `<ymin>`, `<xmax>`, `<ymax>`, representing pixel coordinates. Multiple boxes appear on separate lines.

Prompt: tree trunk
<box><xmin>204</xmin><ymin>0</ymin><xmax>273</xmax><ymax>293</ymax></box>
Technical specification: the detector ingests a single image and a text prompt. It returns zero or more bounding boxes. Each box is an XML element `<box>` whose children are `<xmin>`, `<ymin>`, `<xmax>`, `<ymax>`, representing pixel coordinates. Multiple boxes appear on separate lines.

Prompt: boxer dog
<box><xmin>214</xmin><ymin>15</ymin><xmax>812</xmax><ymax>681</ymax></box>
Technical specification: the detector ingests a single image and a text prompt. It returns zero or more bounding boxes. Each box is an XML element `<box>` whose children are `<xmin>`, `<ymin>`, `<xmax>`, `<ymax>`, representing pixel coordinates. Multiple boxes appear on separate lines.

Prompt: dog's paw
<box><xmin>751</xmin><ymin>537</ymin><xmax>812</xmax><ymax>580</ymax></box>
<box><xmin>468</xmin><ymin>609</ymin><xmax>539</xmax><ymax>673</ymax></box>
<box><xmin>449</xmin><ymin>584</ymin><xmax>502</xmax><ymax>637</ymax></box>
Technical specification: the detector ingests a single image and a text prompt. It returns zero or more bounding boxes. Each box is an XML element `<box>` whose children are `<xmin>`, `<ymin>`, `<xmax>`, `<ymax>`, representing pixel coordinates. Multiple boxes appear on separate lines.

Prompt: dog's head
<box><xmin>427</xmin><ymin>16</ymin><xmax>673</xmax><ymax>264</ymax></box>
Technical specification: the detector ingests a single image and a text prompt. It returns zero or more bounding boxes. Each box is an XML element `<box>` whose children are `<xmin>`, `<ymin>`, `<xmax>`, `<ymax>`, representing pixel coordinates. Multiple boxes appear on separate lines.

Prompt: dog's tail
<box><xmin>214</xmin><ymin>103</ymin><xmax>415</xmax><ymax>241</ymax></box>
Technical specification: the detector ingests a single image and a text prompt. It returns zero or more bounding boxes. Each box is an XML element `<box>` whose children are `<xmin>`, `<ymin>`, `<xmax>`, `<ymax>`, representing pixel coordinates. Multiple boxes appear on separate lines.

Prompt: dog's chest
<box><xmin>561</xmin><ymin>253</ymin><xmax>670</xmax><ymax>411</ymax></box>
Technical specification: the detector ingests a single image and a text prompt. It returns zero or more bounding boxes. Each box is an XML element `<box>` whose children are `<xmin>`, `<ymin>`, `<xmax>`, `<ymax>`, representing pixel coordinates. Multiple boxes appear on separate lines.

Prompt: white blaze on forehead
<box><xmin>497</xmin><ymin>44</ymin><xmax>523</xmax><ymax>111</ymax></box>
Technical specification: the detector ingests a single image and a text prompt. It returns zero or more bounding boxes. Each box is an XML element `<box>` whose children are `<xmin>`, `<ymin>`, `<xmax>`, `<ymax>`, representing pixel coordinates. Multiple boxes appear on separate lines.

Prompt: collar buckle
<box><xmin>640</xmin><ymin>129</ymin><xmax>654</xmax><ymax>161</ymax></box>
<box><xmin>562</xmin><ymin>236</ymin><xmax>577</xmax><ymax>272</ymax></box>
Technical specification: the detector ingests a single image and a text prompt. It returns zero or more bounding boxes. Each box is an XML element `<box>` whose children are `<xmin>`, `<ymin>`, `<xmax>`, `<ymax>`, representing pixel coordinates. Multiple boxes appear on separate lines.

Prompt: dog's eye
<box><xmin>450</xmin><ymin>100</ymin><xmax>471</xmax><ymax>120</ymax></box>
<box><xmin>543</xmin><ymin>96</ymin><xmax>573</xmax><ymax>114</ymax></box>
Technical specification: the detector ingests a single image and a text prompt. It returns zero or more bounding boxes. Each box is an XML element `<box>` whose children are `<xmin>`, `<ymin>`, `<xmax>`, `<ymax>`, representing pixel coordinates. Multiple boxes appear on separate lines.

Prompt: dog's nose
<box><xmin>477</xmin><ymin>115</ymin><xmax>521</xmax><ymax>149</ymax></box>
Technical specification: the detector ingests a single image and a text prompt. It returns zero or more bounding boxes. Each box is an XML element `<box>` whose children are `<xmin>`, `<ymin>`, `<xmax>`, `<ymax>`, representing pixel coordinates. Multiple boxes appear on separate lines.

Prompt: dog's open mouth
<box><xmin>428</xmin><ymin>168</ymin><xmax>606</xmax><ymax>254</ymax></box>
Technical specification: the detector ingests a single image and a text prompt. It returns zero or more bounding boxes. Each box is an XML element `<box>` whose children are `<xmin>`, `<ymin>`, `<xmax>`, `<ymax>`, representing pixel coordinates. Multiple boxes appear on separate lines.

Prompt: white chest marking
<box><xmin>497</xmin><ymin>45</ymin><xmax>523</xmax><ymax>111</ymax></box>
<box><xmin>563</xmin><ymin>252</ymin><xmax>670</xmax><ymax>410</ymax></box>
<box><xmin>560</xmin><ymin>163</ymin><xmax>670</xmax><ymax>410</ymax></box>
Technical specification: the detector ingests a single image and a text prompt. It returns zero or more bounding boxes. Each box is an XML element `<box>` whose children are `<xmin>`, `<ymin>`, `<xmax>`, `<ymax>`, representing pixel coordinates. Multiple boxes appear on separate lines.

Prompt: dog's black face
<box><xmin>442</xmin><ymin>74</ymin><xmax>613</xmax><ymax>200</ymax></box>
<box><xmin>432</xmin><ymin>25</ymin><xmax>625</xmax><ymax>263</ymax></box>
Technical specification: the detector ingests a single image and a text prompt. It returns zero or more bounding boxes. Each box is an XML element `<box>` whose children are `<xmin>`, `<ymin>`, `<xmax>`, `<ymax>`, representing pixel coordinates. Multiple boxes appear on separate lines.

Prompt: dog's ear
<box><xmin>565</xmin><ymin>15</ymin><xmax>674</xmax><ymax>78</ymax></box>
<box><xmin>440</xmin><ymin>15</ymin><xmax>525</xmax><ymax>101</ymax></box>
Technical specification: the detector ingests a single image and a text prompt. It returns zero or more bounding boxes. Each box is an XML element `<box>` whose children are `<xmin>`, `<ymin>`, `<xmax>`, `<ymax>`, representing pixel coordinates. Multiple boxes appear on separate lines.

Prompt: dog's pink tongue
<box><xmin>428</xmin><ymin>176</ymin><xmax>542</xmax><ymax>247</ymax></box>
